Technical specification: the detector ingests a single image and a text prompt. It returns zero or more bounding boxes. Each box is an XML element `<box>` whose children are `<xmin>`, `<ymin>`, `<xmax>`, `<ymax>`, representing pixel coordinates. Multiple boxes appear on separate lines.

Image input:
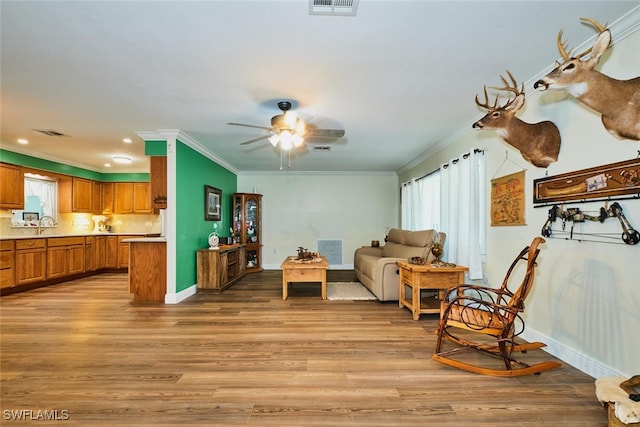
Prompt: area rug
<box><xmin>326</xmin><ymin>282</ymin><xmax>377</xmax><ymax>301</ymax></box>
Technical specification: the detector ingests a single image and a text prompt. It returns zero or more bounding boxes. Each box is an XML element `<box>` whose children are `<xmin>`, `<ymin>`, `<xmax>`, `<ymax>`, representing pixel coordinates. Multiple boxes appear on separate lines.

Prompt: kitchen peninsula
<box><xmin>124</xmin><ymin>236</ymin><xmax>166</xmax><ymax>303</ymax></box>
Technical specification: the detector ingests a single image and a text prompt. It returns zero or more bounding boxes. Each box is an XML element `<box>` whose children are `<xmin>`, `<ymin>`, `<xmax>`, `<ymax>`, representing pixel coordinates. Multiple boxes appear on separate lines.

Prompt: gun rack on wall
<box><xmin>533</xmin><ymin>158</ymin><xmax>640</xmax><ymax>207</ymax></box>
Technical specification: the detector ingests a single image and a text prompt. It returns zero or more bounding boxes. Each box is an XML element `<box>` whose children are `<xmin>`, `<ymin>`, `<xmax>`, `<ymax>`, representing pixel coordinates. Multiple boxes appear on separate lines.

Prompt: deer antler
<box><xmin>490</xmin><ymin>70</ymin><xmax>524</xmax><ymax>109</ymax></box>
<box><xmin>475</xmin><ymin>85</ymin><xmax>499</xmax><ymax>110</ymax></box>
<box><xmin>580</xmin><ymin>17</ymin><xmax>607</xmax><ymax>33</ymax></box>
<box><xmin>475</xmin><ymin>70</ymin><xmax>523</xmax><ymax>111</ymax></box>
<box><xmin>556</xmin><ymin>29</ymin><xmax>572</xmax><ymax>60</ymax></box>
<box><xmin>557</xmin><ymin>18</ymin><xmax>609</xmax><ymax>61</ymax></box>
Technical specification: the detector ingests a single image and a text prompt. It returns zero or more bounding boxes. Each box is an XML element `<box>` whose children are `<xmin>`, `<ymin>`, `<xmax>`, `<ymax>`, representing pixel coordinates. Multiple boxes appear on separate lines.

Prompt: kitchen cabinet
<box><xmin>101</xmin><ymin>182</ymin><xmax>114</xmax><ymax>214</ymax></box>
<box><xmin>197</xmin><ymin>244</ymin><xmax>246</xmax><ymax>291</ymax></box>
<box><xmin>114</xmin><ymin>182</ymin><xmax>133</xmax><ymax>213</ymax></box>
<box><xmin>105</xmin><ymin>235</ymin><xmax>135</xmax><ymax>269</ymax></box>
<box><xmin>15</xmin><ymin>239</ymin><xmax>47</xmax><ymax>285</ymax></box>
<box><xmin>118</xmin><ymin>236</ymin><xmax>131</xmax><ymax>269</ymax></box>
<box><xmin>0</xmin><ymin>163</ymin><xmax>24</xmax><ymax>209</ymax></box>
<box><xmin>106</xmin><ymin>235</ymin><xmax>119</xmax><ymax>268</ymax></box>
<box><xmin>149</xmin><ymin>156</ymin><xmax>167</xmax><ymax>212</ymax></box>
<box><xmin>114</xmin><ymin>182</ymin><xmax>151</xmax><ymax>214</ymax></box>
<box><xmin>72</xmin><ymin>178</ymin><xmax>93</xmax><ymax>212</ymax></box>
<box><xmin>59</xmin><ymin>177</ymin><xmax>94</xmax><ymax>213</ymax></box>
<box><xmin>85</xmin><ymin>236</ymin><xmax>96</xmax><ymax>272</ymax></box>
<box><xmin>233</xmin><ymin>193</ymin><xmax>263</xmax><ymax>272</ymax></box>
<box><xmin>0</xmin><ymin>240</ymin><xmax>15</xmax><ymax>288</ymax></box>
<box><xmin>46</xmin><ymin>237</ymin><xmax>85</xmax><ymax>279</ymax></box>
<box><xmin>133</xmin><ymin>183</ymin><xmax>151</xmax><ymax>213</ymax></box>
<box><xmin>1</xmin><ymin>233</ymin><xmax>138</xmax><ymax>295</ymax></box>
<box><xmin>92</xmin><ymin>181</ymin><xmax>102</xmax><ymax>213</ymax></box>
<box><xmin>95</xmin><ymin>236</ymin><xmax>106</xmax><ymax>269</ymax></box>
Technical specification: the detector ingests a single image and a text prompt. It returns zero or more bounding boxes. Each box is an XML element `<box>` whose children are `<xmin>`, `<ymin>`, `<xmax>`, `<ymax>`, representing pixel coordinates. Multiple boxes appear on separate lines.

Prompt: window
<box><xmin>12</xmin><ymin>173</ymin><xmax>58</xmax><ymax>225</ymax></box>
<box><xmin>401</xmin><ymin>149</ymin><xmax>486</xmax><ymax>280</ymax></box>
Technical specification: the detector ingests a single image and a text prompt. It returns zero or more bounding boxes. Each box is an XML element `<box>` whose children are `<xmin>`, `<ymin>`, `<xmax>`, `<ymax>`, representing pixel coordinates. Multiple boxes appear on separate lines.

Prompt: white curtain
<box><xmin>400</xmin><ymin>180</ymin><xmax>419</xmax><ymax>230</ymax></box>
<box><xmin>416</xmin><ymin>171</ymin><xmax>440</xmax><ymax>232</ymax></box>
<box><xmin>401</xmin><ymin>171</ymin><xmax>440</xmax><ymax>231</ymax></box>
<box><xmin>440</xmin><ymin>150</ymin><xmax>485</xmax><ymax>280</ymax></box>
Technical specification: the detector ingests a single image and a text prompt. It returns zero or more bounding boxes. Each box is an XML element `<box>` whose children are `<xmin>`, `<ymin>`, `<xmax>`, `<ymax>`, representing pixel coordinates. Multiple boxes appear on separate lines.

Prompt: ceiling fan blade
<box><xmin>240</xmin><ymin>135</ymin><xmax>269</xmax><ymax>145</ymax></box>
<box><xmin>306</xmin><ymin>128</ymin><xmax>345</xmax><ymax>138</ymax></box>
<box><xmin>227</xmin><ymin>122</ymin><xmax>273</xmax><ymax>131</ymax></box>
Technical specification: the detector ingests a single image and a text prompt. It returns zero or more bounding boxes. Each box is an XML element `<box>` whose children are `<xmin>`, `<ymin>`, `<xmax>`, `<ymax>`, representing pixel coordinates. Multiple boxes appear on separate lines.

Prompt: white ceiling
<box><xmin>1</xmin><ymin>1</ymin><xmax>638</xmax><ymax>174</ymax></box>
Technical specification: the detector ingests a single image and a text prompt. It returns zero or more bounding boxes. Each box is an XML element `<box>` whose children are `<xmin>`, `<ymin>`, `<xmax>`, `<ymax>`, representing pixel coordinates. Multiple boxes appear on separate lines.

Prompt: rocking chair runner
<box><xmin>432</xmin><ymin>236</ymin><xmax>561</xmax><ymax>377</ymax></box>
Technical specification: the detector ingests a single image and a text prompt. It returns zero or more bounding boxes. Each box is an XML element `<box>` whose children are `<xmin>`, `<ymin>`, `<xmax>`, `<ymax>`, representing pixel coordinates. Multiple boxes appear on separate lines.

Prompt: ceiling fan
<box><xmin>227</xmin><ymin>100</ymin><xmax>346</xmax><ymax>150</ymax></box>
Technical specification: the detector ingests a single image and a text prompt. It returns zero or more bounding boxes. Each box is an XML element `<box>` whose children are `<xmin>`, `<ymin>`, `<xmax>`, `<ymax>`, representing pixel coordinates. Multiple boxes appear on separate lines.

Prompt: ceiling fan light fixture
<box><xmin>292</xmin><ymin>134</ymin><xmax>304</xmax><ymax>147</ymax></box>
<box><xmin>279</xmin><ymin>131</ymin><xmax>293</xmax><ymax>150</ymax></box>
<box><xmin>268</xmin><ymin>133</ymin><xmax>279</xmax><ymax>146</ymax></box>
<box><xmin>283</xmin><ymin>111</ymin><xmax>298</xmax><ymax>128</ymax></box>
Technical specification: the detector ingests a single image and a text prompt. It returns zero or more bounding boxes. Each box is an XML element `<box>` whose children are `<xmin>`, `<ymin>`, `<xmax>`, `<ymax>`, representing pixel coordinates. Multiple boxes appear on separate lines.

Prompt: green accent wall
<box><xmin>175</xmin><ymin>141</ymin><xmax>237</xmax><ymax>293</ymax></box>
<box><xmin>0</xmin><ymin>149</ymin><xmax>149</xmax><ymax>181</ymax></box>
<box><xmin>144</xmin><ymin>141</ymin><xmax>167</xmax><ymax>156</ymax></box>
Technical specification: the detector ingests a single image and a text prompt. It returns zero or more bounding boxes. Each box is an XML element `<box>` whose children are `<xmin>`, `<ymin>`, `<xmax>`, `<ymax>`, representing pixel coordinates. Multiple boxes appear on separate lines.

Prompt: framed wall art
<box><xmin>533</xmin><ymin>158</ymin><xmax>640</xmax><ymax>206</ymax></box>
<box><xmin>491</xmin><ymin>170</ymin><xmax>526</xmax><ymax>226</ymax></box>
<box><xmin>204</xmin><ymin>185</ymin><xmax>222</xmax><ymax>221</ymax></box>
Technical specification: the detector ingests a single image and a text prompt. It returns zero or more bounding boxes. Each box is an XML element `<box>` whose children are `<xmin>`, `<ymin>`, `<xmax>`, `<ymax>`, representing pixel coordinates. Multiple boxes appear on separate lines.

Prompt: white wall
<box><xmin>399</xmin><ymin>29</ymin><xmax>640</xmax><ymax>378</ymax></box>
<box><xmin>238</xmin><ymin>172</ymin><xmax>398</xmax><ymax>269</ymax></box>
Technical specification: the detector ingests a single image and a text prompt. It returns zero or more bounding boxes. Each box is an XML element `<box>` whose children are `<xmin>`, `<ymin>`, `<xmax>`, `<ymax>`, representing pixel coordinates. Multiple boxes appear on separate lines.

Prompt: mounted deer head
<box><xmin>473</xmin><ymin>71</ymin><xmax>561</xmax><ymax>168</ymax></box>
<box><xmin>534</xmin><ymin>17</ymin><xmax>640</xmax><ymax>140</ymax></box>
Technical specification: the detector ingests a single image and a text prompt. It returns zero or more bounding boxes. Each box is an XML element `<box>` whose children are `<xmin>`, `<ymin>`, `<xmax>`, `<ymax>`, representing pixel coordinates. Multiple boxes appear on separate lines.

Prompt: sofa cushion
<box><xmin>358</xmin><ymin>254</ymin><xmax>380</xmax><ymax>281</ymax></box>
<box><xmin>386</xmin><ymin>228</ymin><xmax>434</xmax><ymax>246</ymax></box>
<box><xmin>383</xmin><ymin>228</ymin><xmax>435</xmax><ymax>258</ymax></box>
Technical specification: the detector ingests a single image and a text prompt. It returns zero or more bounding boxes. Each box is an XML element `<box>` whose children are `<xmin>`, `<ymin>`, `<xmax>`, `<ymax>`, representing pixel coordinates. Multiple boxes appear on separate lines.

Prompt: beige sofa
<box><xmin>354</xmin><ymin>228</ymin><xmax>445</xmax><ymax>301</ymax></box>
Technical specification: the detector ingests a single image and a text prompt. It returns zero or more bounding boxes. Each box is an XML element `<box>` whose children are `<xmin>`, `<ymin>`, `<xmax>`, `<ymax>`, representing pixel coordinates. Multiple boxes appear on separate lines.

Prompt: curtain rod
<box><xmin>442</xmin><ymin>148</ymin><xmax>484</xmax><ymax>170</ymax></box>
<box><xmin>408</xmin><ymin>148</ymin><xmax>485</xmax><ymax>183</ymax></box>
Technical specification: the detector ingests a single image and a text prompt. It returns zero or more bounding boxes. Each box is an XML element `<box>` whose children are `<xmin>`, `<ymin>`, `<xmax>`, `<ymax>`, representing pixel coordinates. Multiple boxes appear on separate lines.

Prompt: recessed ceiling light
<box><xmin>122</xmin><ymin>138</ymin><xmax>132</xmax><ymax>144</ymax></box>
<box><xmin>112</xmin><ymin>155</ymin><xmax>132</xmax><ymax>164</ymax></box>
<box><xmin>17</xmin><ymin>138</ymin><xmax>28</xmax><ymax>144</ymax></box>
<box><xmin>104</xmin><ymin>163</ymin><xmax>112</xmax><ymax>168</ymax></box>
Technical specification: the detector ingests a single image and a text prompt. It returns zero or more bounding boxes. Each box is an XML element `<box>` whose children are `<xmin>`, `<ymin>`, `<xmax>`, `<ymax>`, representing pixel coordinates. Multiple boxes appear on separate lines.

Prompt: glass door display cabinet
<box><xmin>233</xmin><ymin>193</ymin><xmax>262</xmax><ymax>272</ymax></box>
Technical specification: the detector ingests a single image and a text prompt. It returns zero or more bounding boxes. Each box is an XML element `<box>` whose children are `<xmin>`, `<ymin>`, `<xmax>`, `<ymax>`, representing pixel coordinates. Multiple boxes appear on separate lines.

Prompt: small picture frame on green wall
<box><xmin>204</xmin><ymin>185</ymin><xmax>222</xmax><ymax>221</ymax></box>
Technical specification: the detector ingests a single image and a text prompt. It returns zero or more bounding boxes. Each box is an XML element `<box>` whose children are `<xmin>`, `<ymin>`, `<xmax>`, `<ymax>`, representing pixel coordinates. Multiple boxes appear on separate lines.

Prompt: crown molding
<box><xmin>135</xmin><ymin>129</ymin><xmax>239</xmax><ymax>175</ymax></box>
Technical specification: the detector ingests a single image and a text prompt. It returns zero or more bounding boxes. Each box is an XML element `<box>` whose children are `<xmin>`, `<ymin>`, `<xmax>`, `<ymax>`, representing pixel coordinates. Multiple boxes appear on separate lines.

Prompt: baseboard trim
<box><xmin>164</xmin><ymin>284</ymin><xmax>197</xmax><ymax>304</ymax></box>
<box><xmin>521</xmin><ymin>327</ymin><xmax>629</xmax><ymax>379</ymax></box>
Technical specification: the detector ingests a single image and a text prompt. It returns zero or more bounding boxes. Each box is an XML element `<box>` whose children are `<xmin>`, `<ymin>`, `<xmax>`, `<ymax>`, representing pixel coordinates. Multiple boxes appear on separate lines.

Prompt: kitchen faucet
<box><xmin>37</xmin><ymin>215</ymin><xmax>56</xmax><ymax>235</ymax></box>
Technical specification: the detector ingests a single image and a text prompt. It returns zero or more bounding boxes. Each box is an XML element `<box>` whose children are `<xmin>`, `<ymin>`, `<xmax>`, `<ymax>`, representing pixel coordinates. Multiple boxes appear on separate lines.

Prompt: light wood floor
<box><xmin>1</xmin><ymin>271</ymin><xmax>607</xmax><ymax>426</ymax></box>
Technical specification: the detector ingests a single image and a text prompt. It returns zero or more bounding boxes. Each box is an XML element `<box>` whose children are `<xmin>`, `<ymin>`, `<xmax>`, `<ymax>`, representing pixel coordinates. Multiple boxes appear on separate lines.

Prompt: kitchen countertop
<box><xmin>122</xmin><ymin>236</ymin><xmax>166</xmax><ymax>243</ymax></box>
<box><xmin>0</xmin><ymin>232</ymin><xmax>160</xmax><ymax>241</ymax></box>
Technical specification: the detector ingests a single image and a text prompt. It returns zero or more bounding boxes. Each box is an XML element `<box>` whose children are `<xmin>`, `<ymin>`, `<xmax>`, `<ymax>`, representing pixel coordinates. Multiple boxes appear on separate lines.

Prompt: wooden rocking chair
<box><xmin>432</xmin><ymin>237</ymin><xmax>561</xmax><ymax>377</ymax></box>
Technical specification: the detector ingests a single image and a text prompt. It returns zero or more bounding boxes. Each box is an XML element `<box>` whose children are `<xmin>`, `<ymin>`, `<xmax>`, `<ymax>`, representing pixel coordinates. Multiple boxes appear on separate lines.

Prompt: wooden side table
<box><xmin>396</xmin><ymin>261</ymin><xmax>468</xmax><ymax>320</ymax></box>
<box><xmin>280</xmin><ymin>256</ymin><xmax>329</xmax><ymax>300</ymax></box>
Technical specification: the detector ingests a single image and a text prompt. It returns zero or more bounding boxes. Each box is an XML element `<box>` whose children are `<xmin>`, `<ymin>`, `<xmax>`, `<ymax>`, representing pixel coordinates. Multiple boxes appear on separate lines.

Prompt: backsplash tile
<box><xmin>0</xmin><ymin>211</ymin><xmax>161</xmax><ymax>237</ymax></box>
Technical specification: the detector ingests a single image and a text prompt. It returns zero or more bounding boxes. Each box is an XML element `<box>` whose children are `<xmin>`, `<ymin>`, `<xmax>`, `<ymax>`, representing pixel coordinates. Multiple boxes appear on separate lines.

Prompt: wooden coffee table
<box><xmin>280</xmin><ymin>256</ymin><xmax>329</xmax><ymax>300</ymax></box>
<box><xmin>396</xmin><ymin>261</ymin><xmax>469</xmax><ymax>320</ymax></box>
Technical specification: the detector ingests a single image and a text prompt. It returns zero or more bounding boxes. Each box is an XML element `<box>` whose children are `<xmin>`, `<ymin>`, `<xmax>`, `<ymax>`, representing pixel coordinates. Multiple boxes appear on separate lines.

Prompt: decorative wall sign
<box><xmin>491</xmin><ymin>170</ymin><xmax>526</xmax><ymax>226</ymax></box>
<box><xmin>533</xmin><ymin>158</ymin><xmax>640</xmax><ymax>205</ymax></box>
<box><xmin>204</xmin><ymin>185</ymin><xmax>222</xmax><ymax>221</ymax></box>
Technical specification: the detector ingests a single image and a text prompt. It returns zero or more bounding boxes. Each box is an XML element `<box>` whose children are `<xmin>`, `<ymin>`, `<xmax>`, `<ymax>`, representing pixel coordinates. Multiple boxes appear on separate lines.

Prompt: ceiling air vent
<box><xmin>309</xmin><ymin>0</ymin><xmax>358</xmax><ymax>16</ymax></box>
<box><xmin>32</xmin><ymin>129</ymin><xmax>68</xmax><ymax>137</ymax></box>
<box><xmin>313</xmin><ymin>146</ymin><xmax>331</xmax><ymax>152</ymax></box>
